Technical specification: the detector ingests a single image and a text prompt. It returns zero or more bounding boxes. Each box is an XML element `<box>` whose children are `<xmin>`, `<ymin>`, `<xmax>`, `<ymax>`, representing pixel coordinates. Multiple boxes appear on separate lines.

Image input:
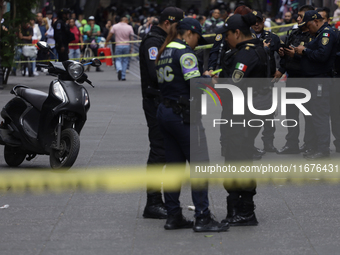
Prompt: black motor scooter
<box><xmin>0</xmin><ymin>41</ymin><xmax>101</xmax><ymax>169</ymax></box>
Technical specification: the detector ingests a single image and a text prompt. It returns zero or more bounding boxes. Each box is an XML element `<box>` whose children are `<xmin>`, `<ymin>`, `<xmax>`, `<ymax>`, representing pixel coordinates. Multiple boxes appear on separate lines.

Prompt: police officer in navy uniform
<box><xmin>156</xmin><ymin>18</ymin><xmax>229</xmax><ymax>232</ymax></box>
<box><xmin>139</xmin><ymin>7</ymin><xmax>184</xmax><ymax>220</ymax></box>
<box><xmin>251</xmin><ymin>10</ymin><xmax>282</xmax><ymax>153</ymax></box>
<box><xmin>295</xmin><ymin>10</ymin><xmax>337</xmax><ymax>159</ymax></box>
<box><xmin>276</xmin><ymin>5</ymin><xmax>315</xmax><ymax>155</ymax></box>
<box><xmin>53</xmin><ymin>8</ymin><xmax>74</xmax><ymax>61</ymax></box>
<box><xmin>207</xmin><ymin>5</ymin><xmax>266</xmax><ymax>159</ymax></box>
<box><xmin>317</xmin><ymin>7</ymin><xmax>340</xmax><ymax>153</ymax></box>
<box><xmin>217</xmin><ymin>13</ymin><xmax>270</xmax><ymax>226</ymax></box>
<box><xmin>207</xmin><ymin>5</ymin><xmax>253</xmax><ymax>74</ymax></box>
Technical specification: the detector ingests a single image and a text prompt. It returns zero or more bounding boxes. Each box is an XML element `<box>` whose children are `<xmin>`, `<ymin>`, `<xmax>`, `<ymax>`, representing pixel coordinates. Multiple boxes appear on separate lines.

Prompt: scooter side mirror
<box><xmin>90</xmin><ymin>58</ymin><xmax>102</xmax><ymax>67</ymax></box>
<box><xmin>37</xmin><ymin>41</ymin><xmax>51</xmax><ymax>51</ymax></box>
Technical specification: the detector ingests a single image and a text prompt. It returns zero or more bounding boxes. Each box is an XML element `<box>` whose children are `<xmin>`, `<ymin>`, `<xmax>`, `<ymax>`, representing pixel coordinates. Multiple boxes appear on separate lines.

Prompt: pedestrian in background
<box><xmin>105</xmin><ymin>16</ymin><xmax>134</xmax><ymax>81</ymax></box>
<box><xmin>68</xmin><ymin>18</ymin><xmax>83</xmax><ymax>61</ymax></box>
<box><xmin>45</xmin><ymin>17</ymin><xmax>58</xmax><ymax>60</ymax></box>
<box><xmin>53</xmin><ymin>8</ymin><xmax>74</xmax><ymax>61</ymax></box>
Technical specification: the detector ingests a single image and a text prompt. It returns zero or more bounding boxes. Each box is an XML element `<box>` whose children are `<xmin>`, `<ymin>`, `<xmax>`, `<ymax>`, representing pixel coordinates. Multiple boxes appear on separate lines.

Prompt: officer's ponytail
<box><xmin>228</xmin><ymin>13</ymin><xmax>257</xmax><ymax>37</ymax></box>
<box><xmin>156</xmin><ymin>23</ymin><xmax>186</xmax><ymax>64</ymax></box>
<box><xmin>242</xmin><ymin>13</ymin><xmax>257</xmax><ymax>27</ymax></box>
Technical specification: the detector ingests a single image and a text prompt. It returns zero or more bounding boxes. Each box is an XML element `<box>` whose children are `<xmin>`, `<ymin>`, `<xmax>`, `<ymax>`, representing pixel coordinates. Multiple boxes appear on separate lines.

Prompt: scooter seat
<box><xmin>15</xmin><ymin>88</ymin><xmax>48</xmax><ymax>111</ymax></box>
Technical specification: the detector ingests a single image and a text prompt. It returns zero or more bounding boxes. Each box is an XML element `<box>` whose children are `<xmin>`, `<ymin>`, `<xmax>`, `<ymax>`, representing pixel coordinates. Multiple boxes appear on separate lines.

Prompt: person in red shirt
<box><xmin>68</xmin><ymin>18</ymin><xmax>83</xmax><ymax>61</ymax></box>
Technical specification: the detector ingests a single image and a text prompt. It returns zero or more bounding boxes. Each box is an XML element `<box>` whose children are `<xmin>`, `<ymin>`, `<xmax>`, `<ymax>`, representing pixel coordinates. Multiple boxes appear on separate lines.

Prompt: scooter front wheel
<box><xmin>4</xmin><ymin>145</ymin><xmax>26</xmax><ymax>167</ymax></box>
<box><xmin>50</xmin><ymin>129</ymin><xmax>80</xmax><ymax>170</ymax></box>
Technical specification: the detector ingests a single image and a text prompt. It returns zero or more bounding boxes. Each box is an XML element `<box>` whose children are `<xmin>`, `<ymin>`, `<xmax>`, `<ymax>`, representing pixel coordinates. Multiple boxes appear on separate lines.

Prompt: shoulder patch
<box><xmin>181</xmin><ymin>54</ymin><xmax>197</xmax><ymax>69</ymax></box>
<box><xmin>148</xmin><ymin>47</ymin><xmax>158</xmax><ymax>60</ymax></box>
<box><xmin>215</xmin><ymin>34</ymin><xmax>222</xmax><ymax>41</ymax></box>
<box><xmin>232</xmin><ymin>70</ymin><xmax>244</xmax><ymax>83</ymax></box>
<box><xmin>56</xmin><ymin>23</ymin><xmax>61</xmax><ymax>30</ymax></box>
<box><xmin>322</xmin><ymin>37</ymin><xmax>329</xmax><ymax>45</ymax></box>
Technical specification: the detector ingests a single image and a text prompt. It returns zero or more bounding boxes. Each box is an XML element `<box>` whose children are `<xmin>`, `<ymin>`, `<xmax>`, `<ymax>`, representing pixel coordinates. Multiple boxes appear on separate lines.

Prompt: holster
<box><xmin>144</xmin><ymin>86</ymin><xmax>162</xmax><ymax>107</ymax></box>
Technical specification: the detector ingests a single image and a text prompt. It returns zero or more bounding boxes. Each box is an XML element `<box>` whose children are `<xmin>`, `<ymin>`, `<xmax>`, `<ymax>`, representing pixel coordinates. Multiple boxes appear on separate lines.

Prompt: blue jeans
<box><xmin>50</xmin><ymin>47</ymin><xmax>58</xmax><ymax>60</ymax></box>
<box><xmin>115</xmin><ymin>45</ymin><xmax>130</xmax><ymax>79</ymax></box>
<box><xmin>68</xmin><ymin>48</ymin><xmax>80</xmax><ymax>61</ymax></box>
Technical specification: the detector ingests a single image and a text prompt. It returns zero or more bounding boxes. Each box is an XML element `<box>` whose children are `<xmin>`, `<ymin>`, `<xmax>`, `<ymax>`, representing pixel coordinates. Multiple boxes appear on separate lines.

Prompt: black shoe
<box><xmin>254</xmin><ymin>147</ymin><xmax>266</xmax><ymax>156</ymax></box>
<box><xmin>228</xmin><ymin>201</ymin><xmax>258</xmax><ymax>226</ymax></box>
<box><xmin>193</xmin><ymin>214</ymin><xmax>229</xmax><ymax>232</ymax></box>
<box><xmin>305</xmin><ymin>152</ymin><xmax>330</xmax><ymax>160</ymax></box>
<box><xmin>10</xmin><ymin>70</ymin><xmax>16</xmax><ymax>76</ymax></box>
<box><xmin>221</xmin><ymin>197</ymin><xmax>240</xmax><ymax>224</ymax></box>
<box><xmin>277</xmin><ymin>146</ymin><xmax>300</xmax><ymax>154</ymax></box>
<box><xmin>263</xmin><ymin>143</ymin><xmax>277</xmax><ymax>152</ymax></box>
<box><xmin>122</xmin><ymin>78</ymin><xmax>126</xmax><ymax>81</ymax></box>
<box><xmin>228</xmin><ymin>213</ymin><xmax>258</xmax><ymax>226</ymax></box>
<box><xmin>96</xmin><ymin>67</ymin><xmax>103</xmax><ymax>72</ymax></box>
<box><xmin>164</xmin><ymin>212</ymin><xmax>193</xmax><ymax>230</ymax></box>
<box><xmin>300</xmin><ymin>143</ymin><xmax>307</xmax><ymax>152</ymax></box>
<box><xmin>143</xmin><ymin>203</ymin><xmax>167</xmax><ymax>219</ymax></box>
<box><xmin>302</xmin><ymin>148</ymin><xmax>316</xmax><ymax>157</ymax></box>
<box><xmin>253</xmin><ymin>153</ymin><xmax>262</xmax><ymax>160</ymax></box>
<box><xmin>118</xmin><ymin>70</ymin><xmax>122</xmax><ymax>80</ymax></box>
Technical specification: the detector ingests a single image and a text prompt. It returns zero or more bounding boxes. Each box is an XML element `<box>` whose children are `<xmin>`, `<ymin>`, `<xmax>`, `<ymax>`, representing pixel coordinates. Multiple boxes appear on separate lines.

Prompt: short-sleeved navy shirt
<box><xmin>156</xmin><ymin>39</ymin><xmax>201</xmax><ymax>101</ymax></box>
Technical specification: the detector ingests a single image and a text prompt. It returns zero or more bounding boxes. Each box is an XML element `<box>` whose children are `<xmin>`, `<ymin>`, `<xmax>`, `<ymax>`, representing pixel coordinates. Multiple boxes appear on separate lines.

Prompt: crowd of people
<box><xmin>138</xmin><ymin>2</ymin><xmax>340</xmax><ymax>233</ymax></box>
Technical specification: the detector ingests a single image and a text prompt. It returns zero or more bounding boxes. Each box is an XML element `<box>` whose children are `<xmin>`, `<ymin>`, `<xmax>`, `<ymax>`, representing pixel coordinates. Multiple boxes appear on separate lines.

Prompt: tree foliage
<box><xmin>0</xmin><ymin>0</ymin><xmax>39</xmax><ymax>84</ymax></box>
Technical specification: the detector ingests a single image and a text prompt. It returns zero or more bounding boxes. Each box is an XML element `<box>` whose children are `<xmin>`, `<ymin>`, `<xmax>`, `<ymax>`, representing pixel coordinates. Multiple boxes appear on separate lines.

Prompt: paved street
<box><xmin>0</xmin><ymin>65</ymin><xmax>340</xmax><ymax>255</ymax></box>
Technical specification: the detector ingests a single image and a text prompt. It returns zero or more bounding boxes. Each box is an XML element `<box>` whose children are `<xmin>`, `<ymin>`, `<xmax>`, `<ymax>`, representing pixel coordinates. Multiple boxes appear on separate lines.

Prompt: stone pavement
<box><xmin>0</xmin><ymin>65</ymin><xmax>339</xmax><ymax>255</ymax></box>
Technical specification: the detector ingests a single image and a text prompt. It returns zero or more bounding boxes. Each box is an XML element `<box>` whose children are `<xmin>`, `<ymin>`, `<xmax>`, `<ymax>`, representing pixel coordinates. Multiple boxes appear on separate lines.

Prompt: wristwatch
<box><xmin>302</xmin><ymin>48</ymin><xmax>307</xmax><ymax>55</ymax></box>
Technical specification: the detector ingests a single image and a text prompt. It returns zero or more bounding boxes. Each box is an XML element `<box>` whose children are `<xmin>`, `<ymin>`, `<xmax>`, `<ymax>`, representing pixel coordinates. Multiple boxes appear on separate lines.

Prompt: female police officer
<box><xmin>155</xmin><ymin>18</ymin><xmax>229</xmax><ymax>232</ymax></box>
<box><xmin>217</xmin><ymin>13</ymin><xmax>270</xmax><ymax>226</ymax></box>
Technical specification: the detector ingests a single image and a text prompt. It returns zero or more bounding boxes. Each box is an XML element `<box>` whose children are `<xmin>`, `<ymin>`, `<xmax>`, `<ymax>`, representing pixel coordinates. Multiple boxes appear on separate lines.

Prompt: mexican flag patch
<box><xmin>323</xmin><ymin>33</ymin><xmax>330</xmax><ymax>37</ymax></box>
<box><xmin>236</xmin><ymin>62</ymin><xmax>247</xmax><ymax>72</ymax></box>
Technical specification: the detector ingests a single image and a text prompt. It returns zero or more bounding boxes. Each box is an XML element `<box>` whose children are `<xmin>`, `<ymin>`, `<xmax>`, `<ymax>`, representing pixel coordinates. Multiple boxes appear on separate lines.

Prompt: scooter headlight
<box><xmin>52</xmin><ymin>82</ymin><xmax>68</xmax><ymax>103</ymax></box>
<box><xmin>67</xmin><ymin>63</ymin><xmax>84</xmax><ymax>80</ymax></box>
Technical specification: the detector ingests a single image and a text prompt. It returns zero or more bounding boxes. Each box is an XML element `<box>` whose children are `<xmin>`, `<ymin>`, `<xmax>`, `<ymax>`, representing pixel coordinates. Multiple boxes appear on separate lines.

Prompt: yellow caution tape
<box><xmin>0</xmin><ymin>160</ymin><xmax>339</xmax><ymax>193</ymax></box>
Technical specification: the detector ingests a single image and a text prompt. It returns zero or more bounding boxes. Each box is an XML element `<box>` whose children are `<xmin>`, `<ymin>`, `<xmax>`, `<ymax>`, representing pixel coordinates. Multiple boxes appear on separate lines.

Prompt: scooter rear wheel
<box><xmin>50</xmin><ymin>128</ymin><xmax>80</xmax><ymax>170</ymax></box>
<box><xmin>4</xmin><ymin>145</ymin><xmax>26</xmax><ymax>167</ymax></box>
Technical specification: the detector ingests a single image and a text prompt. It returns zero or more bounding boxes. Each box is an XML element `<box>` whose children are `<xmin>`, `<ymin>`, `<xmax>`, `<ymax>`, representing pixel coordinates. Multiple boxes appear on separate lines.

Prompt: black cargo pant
<box><xmin>142</xmin><ymin>98</ymin><xmax>166</xmax><ymax>194</ymax></box>
<box><xmin>303</xmin><ymin>77</ymin><xmax>330</xmax><ymax>153</ymax></box>
<box><xmin>330</xmin><ymin>77</ymin><xmax>340</xmax><ymax>150</ymax></box>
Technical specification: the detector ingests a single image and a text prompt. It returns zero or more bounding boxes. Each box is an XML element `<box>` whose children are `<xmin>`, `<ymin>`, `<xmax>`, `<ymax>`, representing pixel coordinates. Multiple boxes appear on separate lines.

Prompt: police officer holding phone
<box><xmin>276</xmin><ymin>5</ymin><xmax>314</xmax><ymax>154</ymax></box>
<box><xmin>218</xmin><ymin>13</ymin><xmax>270</xmax><ymax>226</ymax></box>
<box><xmin>156</xmin><ymin>18</ymin><xmax>229</xmax><ymax>232</ymax></box>
<box><xmin>295</xmin><ymin>10</ymin><xmax>337</xmax><ymax>159</ymax></box>
<box><xmin>251</xmin><ymin>10</ymin><xmax>281</xmax><ymax>153</ymax></box>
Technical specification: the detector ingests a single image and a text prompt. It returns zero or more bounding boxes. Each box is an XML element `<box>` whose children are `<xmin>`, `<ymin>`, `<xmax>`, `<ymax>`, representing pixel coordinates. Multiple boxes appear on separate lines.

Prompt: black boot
<box><xmin>228</xmin><ymin>201</ymin><xmax>258</xmax><ymax>226</ymax></box>
<box><xmin>143</xmin><ymin>192</ymin><xmax>167</xmax><ymax>219</ymax></box>
<box><xmin>96</xmin><ymin>66</ymin><xmax>103</xmax><ymax>72</ymax></box>
<box><xmin>193</xmin><ymin>213</ymin><xmax>229</xmax><ymax>232</ymax></box>
<box><xmin>164</xmin><ymin>210</ymin><xmax>193</xmax><ymax>230</ymax></box>
<box><xmin>222</xmin><ymin>196</ymin><xmax>240</xmax><ymax>223</ymax></box>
